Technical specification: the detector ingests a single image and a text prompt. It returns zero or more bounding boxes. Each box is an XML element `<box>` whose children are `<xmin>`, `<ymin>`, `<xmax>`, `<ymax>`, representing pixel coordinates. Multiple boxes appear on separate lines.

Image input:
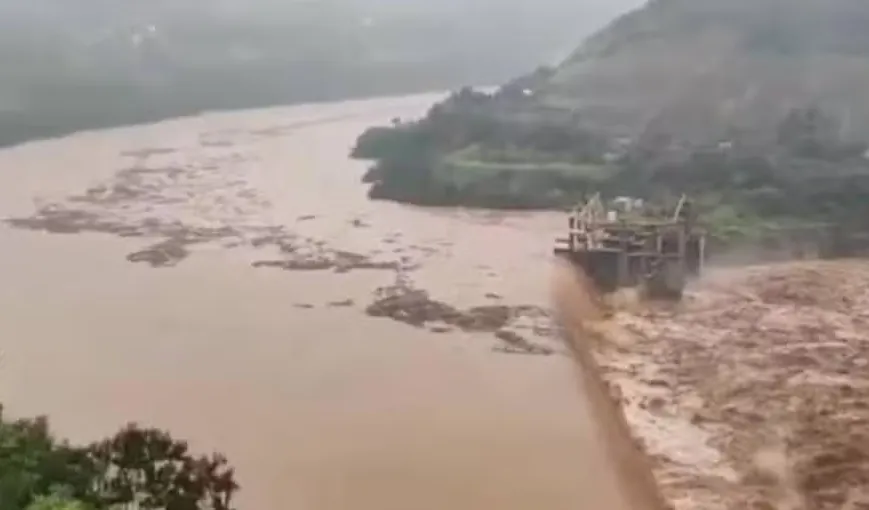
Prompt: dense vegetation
<box><xmin>0</xmin><ymin>0</ymin><xmax>638</xmax><ymax>148</ymax></box>
<box><xmin>0</xmin><ymin>405</ymin><xmax>238</xmax><ymax>510</ymax></box>
<box><xmin>352</xmin><ymin>0</ymin><xmax>869</xmax><ymax>242</ymax></box>
<box><xmin>353</xmin><ymin>87</ymin><xmax>869</xmax><ymax>243</ymax></box>
<box><xmin>353</xmin><ymin>83</ymin><xmax>610</xmax><ymax>209</ymax></box>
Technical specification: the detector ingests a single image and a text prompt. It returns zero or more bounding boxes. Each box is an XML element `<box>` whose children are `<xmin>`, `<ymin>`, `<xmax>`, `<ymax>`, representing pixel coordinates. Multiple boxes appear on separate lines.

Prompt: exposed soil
<box><xmin>582</xmin><ymin>261</ymin><xmax>869</xmax><ymax>509</ymax></box>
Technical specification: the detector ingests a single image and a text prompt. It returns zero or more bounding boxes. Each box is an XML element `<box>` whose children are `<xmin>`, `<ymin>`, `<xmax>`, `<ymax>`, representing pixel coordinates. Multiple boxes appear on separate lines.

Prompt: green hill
<box><xmin>352</xmin><ymin>0</ymin><xmax>869</xmax><ymax>243</ymax></box>
<box><xmin>540</xmin><ymin>0</ymin><xmax>869</xmax><ymax>144</ymax></box>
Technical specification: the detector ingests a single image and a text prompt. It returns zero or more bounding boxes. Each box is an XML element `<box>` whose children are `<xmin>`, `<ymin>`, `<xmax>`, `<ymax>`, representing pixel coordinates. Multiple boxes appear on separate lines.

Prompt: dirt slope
<box><xmin>565</xmin><ymin>260</ymin><xmax>869</xmax><ymax>509</ymax></box>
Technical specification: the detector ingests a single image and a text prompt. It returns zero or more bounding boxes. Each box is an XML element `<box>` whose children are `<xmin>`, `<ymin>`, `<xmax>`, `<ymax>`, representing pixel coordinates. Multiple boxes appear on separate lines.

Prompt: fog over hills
<box><xmin>537</xmin><ymin>0</ymin><xmax>869</xmax><ymax>143</ymax></box>
<box><xmin>0</xmin><ymin>0</ymin><xmax>640</xmax><ymax>147</ymax></box>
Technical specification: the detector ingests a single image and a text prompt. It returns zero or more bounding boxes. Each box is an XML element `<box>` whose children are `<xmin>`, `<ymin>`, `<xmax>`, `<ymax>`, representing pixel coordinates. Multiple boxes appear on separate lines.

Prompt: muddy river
<box><xmin>0</xmin><ymin>94</ymin><xmax>632</xmax><ymax>509</ymax></box>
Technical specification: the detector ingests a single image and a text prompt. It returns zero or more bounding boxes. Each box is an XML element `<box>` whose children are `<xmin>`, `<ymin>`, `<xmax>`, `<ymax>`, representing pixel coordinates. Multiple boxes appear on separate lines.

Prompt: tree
<box><xmin>777</xmin><ymin>106</ymin><xmax>840</xmax><ymax>159</ymax></box>
<box><xmin>0</xmin><ymin>406</ymin><xmax>96</xmax><ymax>510</ymax></box>
<box><xmin>0</xmin><ymin>404</ymin><xmax>239</xmax><ymax>510</ymax></box>
<box><xmin>87</xmin><ymin>424</ymin><xmax>238</xmax><ymax>510</ymax></box>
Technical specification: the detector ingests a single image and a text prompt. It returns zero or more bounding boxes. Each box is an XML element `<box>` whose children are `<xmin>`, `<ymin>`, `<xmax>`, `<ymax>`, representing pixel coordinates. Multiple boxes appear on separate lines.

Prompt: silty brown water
<box><xmin>0</xmin><ymin>93</ymin><xmax>644</xmax><ymax>510</ymax></box>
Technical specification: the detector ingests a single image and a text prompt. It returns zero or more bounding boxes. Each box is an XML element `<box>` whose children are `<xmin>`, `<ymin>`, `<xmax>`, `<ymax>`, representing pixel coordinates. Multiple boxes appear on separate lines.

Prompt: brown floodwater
<box><xmin>0</xmin><ymin>94</ymin><xmax>636</xmax><ymax>509</ymax></box>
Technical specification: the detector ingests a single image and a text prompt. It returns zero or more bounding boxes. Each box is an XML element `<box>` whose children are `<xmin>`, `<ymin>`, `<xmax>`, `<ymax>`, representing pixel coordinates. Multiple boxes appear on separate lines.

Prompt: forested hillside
<box><xmin>352</xmin><ymin>0</ymin><xmax>869</xmax><ymax>244</ymax></box>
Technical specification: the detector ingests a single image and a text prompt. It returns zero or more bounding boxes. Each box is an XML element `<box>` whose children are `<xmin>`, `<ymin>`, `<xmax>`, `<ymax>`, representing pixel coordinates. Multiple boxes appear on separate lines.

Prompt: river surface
<box><xmin>0</xmin><ymin>94</ymin><xmax>630</xmax><ymax>509</ymax></box>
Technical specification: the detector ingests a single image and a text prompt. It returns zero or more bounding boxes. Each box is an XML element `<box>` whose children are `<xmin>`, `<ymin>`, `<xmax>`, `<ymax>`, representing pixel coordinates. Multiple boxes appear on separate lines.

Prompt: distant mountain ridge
<box><xmin>535</xmin><ymin>0</ymin><xmax>869</xmax><ymax>144</ymax></box>
<box><xmin>0</xmin><ymin>0</ymin><xmax>640</xmax><ymax>147</ymax></box>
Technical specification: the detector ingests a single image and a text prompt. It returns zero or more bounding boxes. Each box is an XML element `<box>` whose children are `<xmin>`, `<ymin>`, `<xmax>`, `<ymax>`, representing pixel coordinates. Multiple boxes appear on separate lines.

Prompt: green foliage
<box><xmin>88</xmin><ymin>424</ymin><xmax>237</xmax><ymax>510</ymax></box>
<box><xmin>347</xmin><ymin>0</ymin><xmax>869</xmax><ymax>225</ymax></box>
<box><xmin>352</xmin><ymin>127</ymin><xmax>408</xmax><ymax>160</ymax></box>
<box><xmin>775</xmin><ymin>107</ymin><xmax>868</xmax><ymax>161</ymax></box>
<box><xmin>25</xmin><ymin>492</ymin><xmax>93</xmax><ymax>510</ymax></box>
<box><xmin>351</xmin><ymin>86</ymin><xmax>614</xmax><ymax>208</ymax></box>
<box><xmin>0</xmin><ymin>408</ymin><xmax>96</xmax><ymax>510</ymax></box>
<box><xmin>353</xmin><ymin>79</ymin><xmax>869</xmax><ymax>244</ymax></box>
<box><xmin>0</xmin><ymin>405</ymin><xmax>238</xmax><ymax>510</ymax></box>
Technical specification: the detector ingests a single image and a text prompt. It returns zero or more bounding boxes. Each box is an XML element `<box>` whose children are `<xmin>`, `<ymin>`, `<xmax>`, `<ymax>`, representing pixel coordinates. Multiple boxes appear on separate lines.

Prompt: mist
<box><xmin>0</xmin><ymin>0</ymin><xmax>643</xmax><ymax>148</ymax></box>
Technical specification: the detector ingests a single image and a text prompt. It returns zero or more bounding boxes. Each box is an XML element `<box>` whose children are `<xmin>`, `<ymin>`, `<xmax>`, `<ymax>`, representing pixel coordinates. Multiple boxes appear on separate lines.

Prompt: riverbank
<box><xmin>351</xmin><ymin>88</ymin><xmax>869</xmax><ymax>252</ymax></box>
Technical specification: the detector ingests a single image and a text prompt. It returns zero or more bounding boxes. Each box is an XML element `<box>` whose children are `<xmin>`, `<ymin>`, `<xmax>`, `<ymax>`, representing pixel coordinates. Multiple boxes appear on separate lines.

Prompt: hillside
<box><xmin>352</xmin><ymin>0</ymin><xmax>869</xmax><ymax>243</ymax></box>
<box><xmin>541</xmin><ymin>0</ymin><xmax>869</xmax><ymax>144</ymax></box>
<box><xmin>0</xmin><ymin>0</ymin><xmax>640</xmax><ymax>148</ymax></box>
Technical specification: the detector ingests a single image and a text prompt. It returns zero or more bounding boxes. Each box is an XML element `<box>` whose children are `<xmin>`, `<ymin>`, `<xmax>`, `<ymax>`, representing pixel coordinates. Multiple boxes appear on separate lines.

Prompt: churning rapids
<box><xmin>0</xmin><ymin>94</ymin><xmax>637</xmax><ymax>510</ymax></box>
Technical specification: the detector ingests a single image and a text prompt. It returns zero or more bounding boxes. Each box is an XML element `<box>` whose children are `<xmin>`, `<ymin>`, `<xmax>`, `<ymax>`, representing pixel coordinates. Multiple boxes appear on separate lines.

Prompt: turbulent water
<box><xmin>0</xmin><ymin>94</ymin><xmax>639</xmax><ymax>510</ymax></box>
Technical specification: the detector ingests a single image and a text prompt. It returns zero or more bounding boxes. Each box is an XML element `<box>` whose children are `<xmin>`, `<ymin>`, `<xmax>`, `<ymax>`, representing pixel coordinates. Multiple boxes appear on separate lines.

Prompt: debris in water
<box><xmin>366</xmin><ymin>279</ymin><xmax>554</xmax><ymax>356</ymax></box>
<box><xmin>127</xmin><ymin>237</ymin><xmax>196</xmax><ymax>267</ymax></box>
<box><xmin>252</xmin><ymin>248</ymin><xmax>403</xmax><ymax>273</ymax></box>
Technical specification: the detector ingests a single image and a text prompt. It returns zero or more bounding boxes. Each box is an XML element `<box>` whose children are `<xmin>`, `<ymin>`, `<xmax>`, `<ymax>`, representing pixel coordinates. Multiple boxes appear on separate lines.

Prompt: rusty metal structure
<box><xmin>554</xmin><ymin>194</ymin><xmax>706</xmax><ymax>300</ymax></box>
